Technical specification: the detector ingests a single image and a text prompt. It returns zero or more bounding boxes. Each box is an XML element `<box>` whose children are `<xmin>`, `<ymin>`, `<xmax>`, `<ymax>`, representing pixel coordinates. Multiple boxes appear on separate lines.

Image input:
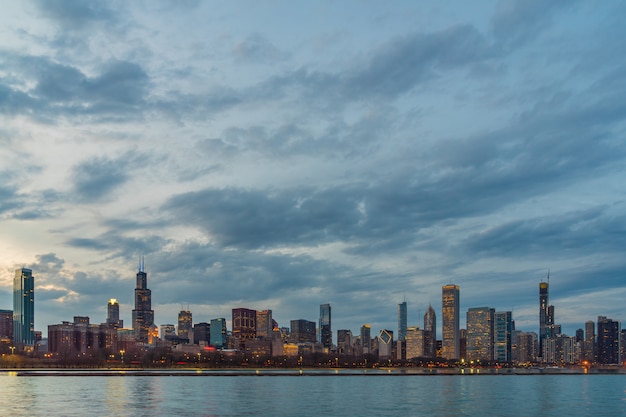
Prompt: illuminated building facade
<box><xmin>256</xmin><ymin>310</ymin><xmax>273</xmax><ymax>339</ymax></box>
<box><xmin>178</xmin><ymin>309</ymin><xmax>193</xmax><ymax>341</ymax></box>
<box><xmin>160</xmin><ymin>324</ymin><xmax>176</xmax><ymax>339</ymax></box>
<box><xmin>405</xmin><ymin>326</ymin><xmax>424</xmax><ymax>360</ymax></box>
<box><xmin>290</xmin><ymin>319</ymin><xmax>316</xmax><ymax>343</ymax></box>
<box><xmin>442</xmin><ymin>284</ymin><xmax>460</xmax><ymax>360</ymax></box>
<box><xmin>132</xmin><ymin>259</ymin><xmax>154</xmax><ymax>343</ymax></box>
<box><xmin>232</xmin><ymin>308</ymin><xmax>256</xmax><ymax>349</ymax></box>
<box><xmin>466</xmin><ymin>307</ymin><xmax>494</xmax><ymax>362</ymax></box>
<box><xmin>13</xmin><ymin>268</ymin><xmax>34</xmax><ymax>347</ymax></box>
<box><xmin>0</xmin><ymin>310</ymin><xmax>13</xmax><ymax>342</ymax></box>
<box><xmin>319</xmin><ymin>304</ymin><xmax>332</xmax><ymax>349</ymax></box>
<box><xmin>597</xmin><ymin>316</ymin><xmax>620</xmax><ymax>365</ymax></box>
<box><xmin>106</xmin><ymin>299</ymin><xmax>123</xmax><ymax>328</ymax></box>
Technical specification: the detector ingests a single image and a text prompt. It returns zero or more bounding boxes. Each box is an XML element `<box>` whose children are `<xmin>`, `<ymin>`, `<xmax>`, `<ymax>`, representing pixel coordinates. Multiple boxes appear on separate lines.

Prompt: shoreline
<box><xmin>1</xmin><ymin>366</ymin><xmax>624</xmax><ymax>376</ymax></box>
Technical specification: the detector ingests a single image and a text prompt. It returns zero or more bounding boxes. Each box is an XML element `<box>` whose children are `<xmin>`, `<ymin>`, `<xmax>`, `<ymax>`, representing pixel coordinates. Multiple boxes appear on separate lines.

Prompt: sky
<box><xmin>1</xmin><ymin>0</ymin><xmax>625</xmax><ymax>340</ymax></box>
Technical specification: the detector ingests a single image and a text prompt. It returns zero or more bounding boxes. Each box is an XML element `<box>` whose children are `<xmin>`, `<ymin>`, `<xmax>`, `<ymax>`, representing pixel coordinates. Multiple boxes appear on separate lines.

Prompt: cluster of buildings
<box><xmin>1</xmin><ymin>265</ymin><xmax>623</xmax><ymax>366</ymax></box>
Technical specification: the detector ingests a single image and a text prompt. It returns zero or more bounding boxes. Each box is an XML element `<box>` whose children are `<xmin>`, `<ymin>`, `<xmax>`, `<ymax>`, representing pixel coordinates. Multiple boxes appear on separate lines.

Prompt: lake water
<box><xmin>1</xmin><ymin>371</ymin><xmax>625</xmax><ymax>416</ymax></box>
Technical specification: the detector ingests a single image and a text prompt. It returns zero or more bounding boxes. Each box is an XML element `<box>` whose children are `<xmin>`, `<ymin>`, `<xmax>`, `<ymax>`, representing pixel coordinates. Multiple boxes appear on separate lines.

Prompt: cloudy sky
<box><xmin>1</xmin><ymin>1</ymin><xmax>625</xmax><ymax>339</ymax></box>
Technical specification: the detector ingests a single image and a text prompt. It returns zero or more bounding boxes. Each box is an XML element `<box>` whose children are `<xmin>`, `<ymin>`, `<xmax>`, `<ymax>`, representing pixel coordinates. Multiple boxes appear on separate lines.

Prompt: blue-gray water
<box><xmin>1</xmin><ymin>372</ymin><xmax>625</xmax><ymax>416</ymax></box>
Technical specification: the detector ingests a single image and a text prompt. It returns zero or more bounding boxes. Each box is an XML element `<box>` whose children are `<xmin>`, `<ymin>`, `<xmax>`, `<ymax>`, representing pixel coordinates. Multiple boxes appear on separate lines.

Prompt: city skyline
<box><xmin>1</xmin><ymin>1</ymin><xmax>626</xmax><ymax>337</ymax></box>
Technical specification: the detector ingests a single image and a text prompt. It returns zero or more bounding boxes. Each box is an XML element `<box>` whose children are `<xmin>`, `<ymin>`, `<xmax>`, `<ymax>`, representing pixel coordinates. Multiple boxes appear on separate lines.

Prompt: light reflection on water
<box><xmin>0</xmin><ymin>373</ymin><xmax>624</xmax><ymax>416</ymax></box>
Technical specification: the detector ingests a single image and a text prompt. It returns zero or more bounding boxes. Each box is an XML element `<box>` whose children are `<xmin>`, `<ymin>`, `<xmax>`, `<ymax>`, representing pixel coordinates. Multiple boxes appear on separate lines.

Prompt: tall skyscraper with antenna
<box><xmin>539</xmin><ymin>272</ymin><xmax>550</xmax><ymax>359</ymax></box>
<box><xmin>132</xmin><ymin>257</ymin><xmax>154</xmax><ymax>344</ymax></box>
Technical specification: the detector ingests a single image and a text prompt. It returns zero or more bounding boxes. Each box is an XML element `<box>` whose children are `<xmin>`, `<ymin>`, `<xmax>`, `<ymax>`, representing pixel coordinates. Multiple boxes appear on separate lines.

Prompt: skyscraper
<box><xmin>13</xmin><ymin>268</ymin><xmax>34</xmax><ymax>347</ymax></box>
<box><xmin>232</xmin><ymin>308</ymin><xmax>256</xmax><ymax>349</ymax></box>
<box><xmin>584</xmin><ymin>320</ymin><xmax>596</xmax><ymax>362</ymax></box>
<box><xmin>0</xmin><ymin>310</ymin><xmax>13</xmax><ymax>342</ymax></box>
<box><xmin>494</xmin><ymin>311</ymin><xmax>513</xmax><ymax>362</ymax></box>
<box><xmin>378</xmin><ymin>329</ymin><xmax>393</xmax><ymax>359</ymax></box>
<box><xmin>597</xmin><ymin>316</ymin><xmax>620</xmax><ymax>365</ymax></box>
<box><xmin>132</xmin><ymin>258</ymin><xmax>154</xmax><ymax>343</ymax></box>
<box><xmin>210</xmin><ymin>318</ymin><xmax>227</xmax><ymax>348</ymax></box>
<box><xmin>290</xmin><ymin>319</ymin><xmax>316</xmax><ymax>343</ymax></box>
<box><xmin>405</xmin><ymin>326</ymin><xmax>424</xmax><ymax>360</ymax></box>
<box><xmin>319</xmin><ymin>304</ymin><xmax>332</xmax><ymax>349</ymax></box>
<box><xmin>442</xmin><ymin>284</ymin><xmax>460</xmax><ymax>360</ymax></box>
<box><xmin>424</xmin><ymin>304</ymin><xmax>436</xmax><ymax>358</ymax></box>
<box><xmin>360</xmin><ymin>324</ymin><xmax>372</xmax><ymax>355</ymax></box>
<box><xmin>466</xmin><ymin>307</ymin><xmax>494</xmax><ymax>362</ymax></box>
<box><xmin>178</xmin><ymin>309</ymin><xmax>193</xmax><ymax>341</ymax></box>
<box><xmin>256</xmin><ymin>310</ymin><xmax>273</xmax><ymax>339</ymax></box>
<box><xmin>106</xmin><ymin>299</ymin><xmax>123</xmax><ymax>328</ymax></box>
<box><xmin>539</xmin><ymin>278</ymin><xmax>550</xmax><ymax>359</ymax></box>
<box><xmin>398</xmin><ymin>301</ymin><xmax>407</xmax><ymax>342</ymax></box>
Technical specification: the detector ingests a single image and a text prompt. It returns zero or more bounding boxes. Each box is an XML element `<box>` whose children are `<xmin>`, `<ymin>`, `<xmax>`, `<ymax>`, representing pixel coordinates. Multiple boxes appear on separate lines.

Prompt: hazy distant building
<box><xmin>398</xmin><ymin>301</ymin><xmax>407</xmax><ymax>342</ymax></box>
<box><xmin>178</xmin><ymin>309</ymin><xmax>193</xmax><ymax>341</ymax></box>
<box><xmin>160</xmin><ymin>324</ymin><xmax>176</xmax><ymax>339</ymax></box>
<box><xmin>337</xmin><ymin>330</ymin><xmax>354</xmax><ymax>356</ymax></box>
<box><xmin>597</xmin><ymin>316</ymin><xmax>620</xmax><ymax>365</ymax></box>
<box><xmin>494</xmin><ymin>311</ymin><xmax>513</xmax><ymax>362</ymax></box>
<box><xmin>360</xmin><ymin>324</ymin><xmax>372</xmax><ymax>355</ymax></box>
<box><xmin>424</xmin><ymin>305</ymin><xmax>436</xmax><ymax>358</ymax></box>
<box><xmin>319</xmin><ymin>304</ymin><xmax>332</xmax><ymax>349</ymax></box>
<box><xmin>193</xmin><ymin>322</ymin><xmax>210</xmax><ymax>345</ymax></box>
<box><xmin>13</xmin><ymin>268</ymin><xmax>34</xmax><ymax>348</ymax></box>
<box><xmin>466</xmin><ymin>307</ymin><xmax>494</xmax><ymax>362</ymax></box>
<box><xmin>442</xmin><ymin>284</ymin><xmax>460</xmax><ymax>360</ymax></box>
<box><xmin>210</xmin><ymin>318</ymin><xmax>227</xmax><ymax>348</ymax></box>
<box><xmin>584</xmin><ymin>320</ymin><xmax>596</xmax><ymax>362</ymax></box>
<box><xmin>0</xmin><ymin>310</ymin><xmax>13</xmax><ymax>342</ymax></box>
<box><xmin>132</xmin><ymin>259</ymin><xmax>154</xmax><ymax>344</ymax></box>
<box><xmin>539</xmin><ymin>281</ymin><xmax>548</xmax><ymax>358</ymax></box>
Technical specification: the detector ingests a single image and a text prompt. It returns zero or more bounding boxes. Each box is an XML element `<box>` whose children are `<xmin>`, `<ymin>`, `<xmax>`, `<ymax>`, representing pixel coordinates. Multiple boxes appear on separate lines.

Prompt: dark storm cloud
<box><xmin>71</xmin><ymin>153</ymin><xmax>140</xmax><ymax>200</ymax></box>
<box><xmin>65</xmin><ymin>231</ymin><xmax>169</xmax><ymax>262</ymax></box>
<box><xmin>140</xmin><ymin>240</ymin><xmax>400</xmax><ymax>323</ymax></box>
<box><xmin>202</xmin><ymin>108</ymin><xmax>391</xmax><ymax>160</ymax></box>
<box><xmin>0</xmin><ymin>183</ymin><xmax>22</xmax><ymax>215</ymax></box>
<box><xmin>0</xmin><ymin>55</ymin><xmax>149</xmax><ymax>122</ymax></box>
<box><xmin>463</xmin><ymin>206</ymin><xmax>626</xmax><ymax>258</ymax></box>
<box><xmin>253</xmin><ymin>24</ymin><xmax>494</xmax><ymax>104</ymax></box>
